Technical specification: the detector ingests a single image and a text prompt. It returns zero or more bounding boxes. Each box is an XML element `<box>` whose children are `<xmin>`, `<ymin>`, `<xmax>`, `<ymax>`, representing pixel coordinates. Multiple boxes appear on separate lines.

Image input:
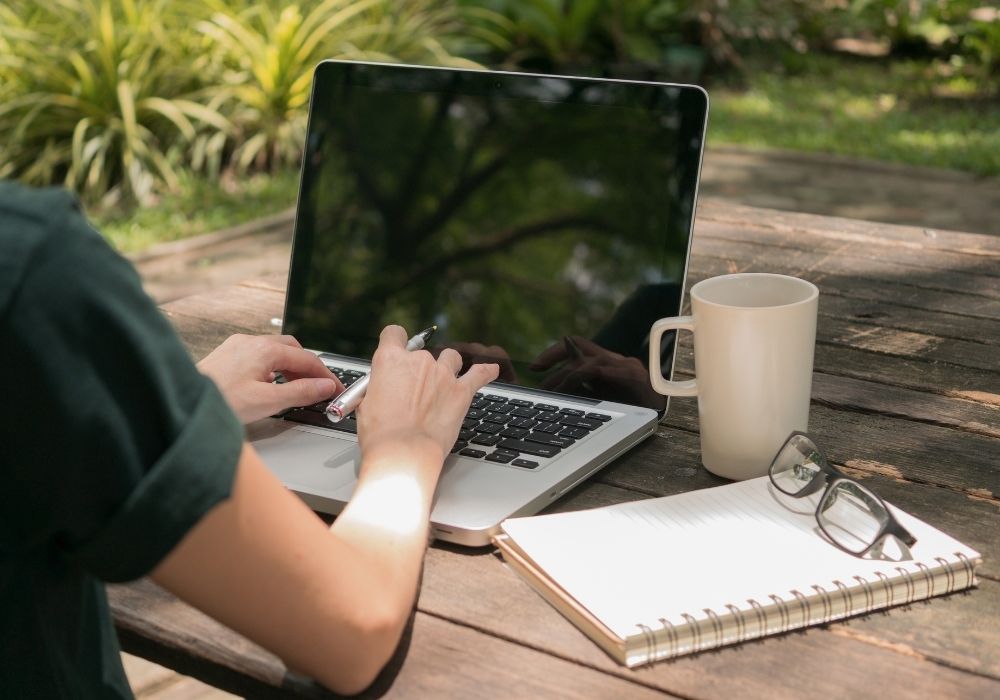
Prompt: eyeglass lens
<box><xmin>770</xmin><ymin>433</ymin><xmax>824</xmax><ymax>496</ymax></box>
<box><xmin>818</xmin><ymin>480</ymin><xmax>890</xmax><ymax>554</ymax></box>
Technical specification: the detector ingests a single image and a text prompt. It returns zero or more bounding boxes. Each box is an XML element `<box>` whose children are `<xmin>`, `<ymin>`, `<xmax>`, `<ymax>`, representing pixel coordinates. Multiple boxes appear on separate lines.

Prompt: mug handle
<box><xmin>649</xmin><ymin>316</ymin><xmax>697</xmax><ymax>397</ymax></box>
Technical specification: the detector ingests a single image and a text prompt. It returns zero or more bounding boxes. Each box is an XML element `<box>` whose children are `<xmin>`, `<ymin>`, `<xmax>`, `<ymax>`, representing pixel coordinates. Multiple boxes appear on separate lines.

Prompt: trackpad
<box><xmin>251</xmin><ymin>424</ymin><xmax>360</xmax><ymax>494</ymax></box>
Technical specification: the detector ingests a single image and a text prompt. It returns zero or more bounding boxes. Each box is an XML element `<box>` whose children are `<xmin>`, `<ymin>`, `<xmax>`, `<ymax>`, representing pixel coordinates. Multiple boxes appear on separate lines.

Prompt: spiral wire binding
<box><xmin>914</xmin><ymin>562</ymin><xmax>934</xmax><ymax>597</ymax></box>
<box><xmin>768</xmin><ymin>593</ymin><xmax>790</xmax><ymax>633</ymax></box>
<box><xmin>874</xmin><ymin>571</ymin><xmax>894</xmax><ymax>607</ymax></box>
<box><xmin>853</xmin><ymin>575</ymin><xmax>874</xmax><ymax>613</ymax></box>
<box><xmin>628</xmin><ymin>552</ymin><xmax>975</xmax><ymax>661</ymax></box>
<box><xmin>935</xmin><ymin>557</ymin><xmax>955</xmax><ymax>592</ymax></box>
<box><xmin>811</xmin><ymin>584</ymin><xmax>832</xmax><ymax>619</ymax></box>
<box><xmin>895</xmin><ymin>566</ymin><xmax>916</xmax><ymax>601</ymax></box>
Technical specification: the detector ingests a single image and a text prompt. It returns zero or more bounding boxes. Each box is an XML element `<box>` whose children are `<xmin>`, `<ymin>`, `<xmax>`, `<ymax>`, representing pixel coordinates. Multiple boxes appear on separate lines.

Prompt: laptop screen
<box><xmin>285</xmin><ymin>61</ymin><xmax>707</xmax><ymax>412</ymax></box>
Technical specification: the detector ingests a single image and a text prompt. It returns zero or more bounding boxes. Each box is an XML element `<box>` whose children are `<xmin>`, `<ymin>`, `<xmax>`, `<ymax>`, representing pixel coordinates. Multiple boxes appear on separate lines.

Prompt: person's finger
<box><xmin>265</xmin><ymin>377</ymin><xmax>340</xmax><ymax>412</ymax></box>
<box><xmin>378</xmin><ymin>324</ymin><xmax>408</xmax><ymax>349</ymax></box>
<box><xmin>458</xmin><ymin>363</ymin><xmax>500</xmax><ymax>394</ymax></box>
<box><xmin>437</xmin><ymin>347</ymin><xmax>463</xmax><ymax>375</ymax></box>
<box><xmin>265</xmin><ymin>343</ymin><xmax>339</xmax><ymax>380</ymax></box>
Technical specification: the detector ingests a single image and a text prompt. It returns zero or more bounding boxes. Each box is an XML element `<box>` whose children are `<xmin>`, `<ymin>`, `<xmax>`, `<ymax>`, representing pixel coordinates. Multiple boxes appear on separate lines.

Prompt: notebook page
<box><xmin>500</xmin><ymin>477</ymin><xmax>979</xmax><ymax>639</ymax></box>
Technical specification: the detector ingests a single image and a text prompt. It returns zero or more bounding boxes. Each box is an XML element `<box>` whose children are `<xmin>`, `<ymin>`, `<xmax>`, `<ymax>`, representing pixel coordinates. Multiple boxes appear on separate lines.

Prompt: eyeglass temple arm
<box><xmin>886</xmin><ymin>520</ymin><xmax>917</xmax><ymax>548</ymax></box>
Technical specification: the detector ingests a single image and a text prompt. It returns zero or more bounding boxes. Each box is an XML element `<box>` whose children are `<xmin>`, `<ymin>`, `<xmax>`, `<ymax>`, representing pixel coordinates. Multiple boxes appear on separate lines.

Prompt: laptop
<box><xmin>248</xmin><ymin>60</ymin><xmax>708</xmax><ymax>546</ymax></box>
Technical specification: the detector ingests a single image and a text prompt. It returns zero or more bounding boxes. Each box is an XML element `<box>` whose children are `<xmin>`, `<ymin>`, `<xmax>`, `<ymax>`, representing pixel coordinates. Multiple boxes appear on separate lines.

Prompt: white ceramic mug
<box><xmin>649</xmin><ymin>273</ymin><xmax>819</xmax><ymax>480</ymax></box>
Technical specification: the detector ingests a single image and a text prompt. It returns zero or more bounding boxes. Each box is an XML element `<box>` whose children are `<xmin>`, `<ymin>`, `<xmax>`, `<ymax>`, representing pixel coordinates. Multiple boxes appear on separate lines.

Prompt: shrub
<box><xmin>0</xmin><ymin>0</ymin><xmax>229</xmax><ymax>206</ymax></box>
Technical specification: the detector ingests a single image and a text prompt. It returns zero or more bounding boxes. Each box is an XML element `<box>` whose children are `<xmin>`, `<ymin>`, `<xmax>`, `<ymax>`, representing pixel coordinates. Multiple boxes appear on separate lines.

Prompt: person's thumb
<box><xmin>273</xmin><ymin>377</ymin><xmax>339</xmax><ymax>410</ymax></box>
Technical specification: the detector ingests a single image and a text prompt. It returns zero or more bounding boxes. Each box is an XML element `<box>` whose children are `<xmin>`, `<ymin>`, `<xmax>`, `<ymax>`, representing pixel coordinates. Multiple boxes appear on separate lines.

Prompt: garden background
<box><xmin>2</xmin><ymin>0</ymin><xmax>998</xmax><ymax>254</ymax></box>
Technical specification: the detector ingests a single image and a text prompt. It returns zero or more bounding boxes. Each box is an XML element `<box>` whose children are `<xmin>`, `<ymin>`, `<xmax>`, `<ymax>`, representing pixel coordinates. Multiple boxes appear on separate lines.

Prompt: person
<box><xmin>0</xmin><ymin>181</ymin><xmax>499</xmax><ymax>698</ymax></box>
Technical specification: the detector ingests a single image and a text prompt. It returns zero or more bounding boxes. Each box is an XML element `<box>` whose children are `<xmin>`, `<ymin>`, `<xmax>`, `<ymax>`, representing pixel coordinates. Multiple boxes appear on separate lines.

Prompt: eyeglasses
<box><xmin>768</xmin><ymin>432</ymin><xmax>917</xmax><ymax>558</ymax></box>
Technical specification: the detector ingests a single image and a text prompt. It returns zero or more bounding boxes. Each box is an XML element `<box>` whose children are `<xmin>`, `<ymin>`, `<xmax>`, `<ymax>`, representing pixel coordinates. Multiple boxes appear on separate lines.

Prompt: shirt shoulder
<box><xmin>0</xmin><ymin>182</ymin><xmax>96</xmax><ymax>318</ymax></box>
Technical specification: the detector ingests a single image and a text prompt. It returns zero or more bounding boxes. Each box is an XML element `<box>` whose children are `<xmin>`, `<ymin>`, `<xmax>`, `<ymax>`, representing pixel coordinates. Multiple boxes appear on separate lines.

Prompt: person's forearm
<box><xmin>329</xmin><ymin>439</ymin><xmax>442</xmax><ymax>621</ymax></box>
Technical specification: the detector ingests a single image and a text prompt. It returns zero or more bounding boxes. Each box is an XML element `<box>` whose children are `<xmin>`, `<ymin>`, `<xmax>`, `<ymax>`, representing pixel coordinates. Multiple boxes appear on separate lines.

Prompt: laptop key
<box><xmin>510</xmin><ymin>407</ymin><xmax>538</xmax><ymax>418</ymax></box>
<box><xmin>465</xmin><ymin>408</ymin><xmax>486</xmax><ymax>420</ymax></box>
<box><xmin>485</xmin><ymin>394</ymin><xmax>508</xmax><ymax>403</ymax></box>
<box><xmin>483</xmin><ymin>413</ymin><xmax>508</xmax><ymax>425</ymax></box>
<box><xmin>558</xmin><ymin>408</ymin><xmax>585</xmax><ymax>416</ymax></box>
<box><xmin>534</xmin><ymin>404</ymin><xmax>558</xmax><ymax>412</ymax></box>
<box><xmin>485</xmin><ymin>451</ymin><xmax>516</xmax><ymax>464</ymax></box>
<box><xmin>451</xmin><ymin>441</ymin><xmax>468</xmax><ymax>454</ymax></box>
<box><xmin>471</xmin><ymin>397</ymin><xmax>490</xmax><ymax>409</ymax></box>
<box><xmin>586</xmin><ymin>412</ymin><xmax>613</xmax><ymax>422</ymax></box>
<box><xmin>500</xmin><ymin>427</ymin><xmax>528</xmax><ymax>439</ymax></box>
<box><xmin>475</xmin><ymin>423</ymin><xmax>504</xmax><ymax>435</ymax></box>
<box><xmin>559</xmin><ymin>416</ymin><xmax>602</xmax><ymax>431</ymax></box>
<box><xmin>458</xmin><ymin>428</ymin><xmax>475</xmax><ymax>441</ymax></box>
<box><xmin>496</xmin><ymin>438</ymin><xmax>561</xmax><ymax>458</ymax></box>
<box><xmin>525</xmin><ymin>433</ymin><xmax>574</xmax><ymax>448</ymax></box>
<box><xmin>557</xmin><ymin>426</ymin><xmax>588</xmax><ymax>440</ymax></box>
<box><xmin>471</xmin><ymin>434</ymin><xmax>501</xmax><ymax>446</ymax></box>
<box><xmin>507</xmin><ymin>399</ymin><xmax>533</xmax><ymax>407</ymax></box>
<box><xmin>459</xmin><ymin>448</ymin><xmax>487</xmax><ymax>459</ymax></box>
<box><xmin>508</xmin><ymin>417</ymin><xmax>537</xmax><ymax>429</ymax></box>
<box><xmin>533</xmin><ymin>421</ymin><xmax>559</xmax><ymax>434</ymax></box>
<box><xmin>462</xmin><ymin>418</ymin><xmax>480</xmax><ymax>430</ymax></box>
<box><xmin>487</xmin><ymin>403</ymin><xmax>514</xmax><ymax>415</ymax></box>
<box><xmin>512</xmin><ymin>458</ymin><xmax>539</xmax><ymax>469</ymax></box>
<box><xmin>535</xmin><ymin>411</ymin><xmax>561</xmax><ymax>422</ymax></box>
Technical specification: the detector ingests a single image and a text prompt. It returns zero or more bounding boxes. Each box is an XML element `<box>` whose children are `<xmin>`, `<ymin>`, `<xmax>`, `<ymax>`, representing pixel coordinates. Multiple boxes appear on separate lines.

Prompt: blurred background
<box><xmin>1</xmin><ymin>0</ymin><xmax>997</xmax><ymax>257</ymax></box>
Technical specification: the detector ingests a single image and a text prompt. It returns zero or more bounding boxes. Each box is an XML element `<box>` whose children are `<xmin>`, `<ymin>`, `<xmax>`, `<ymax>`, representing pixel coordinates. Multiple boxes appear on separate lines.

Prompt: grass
<box><xmin>92</xmin><ymin>168</ymin><xmax>301</xmax><ymax>254</ymax></box>
<box><xmin>707</xmin><ymin>51</ymin><xmax>1000</xmax><ymax>176</ymax></box>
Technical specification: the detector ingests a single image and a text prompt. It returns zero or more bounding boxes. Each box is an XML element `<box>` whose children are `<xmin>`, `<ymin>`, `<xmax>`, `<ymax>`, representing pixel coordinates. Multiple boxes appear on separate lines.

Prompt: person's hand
<box><xmin>530</xmin><ymin>335</ymin><xmax>664</xmax><ymax>408</ymax></box>
<box><xmin>356</xmin><ymin>326</ymin><xmax>499</xmax><ymax>472</ymax></box>
<box><xmin>197</xmin><ymin>334</ymin><xmax>344</xmax><ymax>424</ymax></box>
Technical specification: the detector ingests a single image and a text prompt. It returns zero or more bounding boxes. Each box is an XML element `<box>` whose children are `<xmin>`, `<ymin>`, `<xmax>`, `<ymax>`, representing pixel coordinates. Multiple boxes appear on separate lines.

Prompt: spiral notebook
<box><xmin>493</xmin><ymin>477</ymin><xmax>981</xmax><ymax>667</ymax></box>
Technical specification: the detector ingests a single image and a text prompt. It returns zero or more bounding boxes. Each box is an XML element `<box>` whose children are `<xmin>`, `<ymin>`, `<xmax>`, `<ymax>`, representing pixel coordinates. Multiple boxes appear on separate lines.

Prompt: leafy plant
<box><xmin>195</xmin><ymin>0</ymin><xmax>495</xmax><ymax>174</ymax></box>
<box><xmin>0</xmin><ymin>0</ymin><xmax>229</xmax><ymax>206</ymax></box>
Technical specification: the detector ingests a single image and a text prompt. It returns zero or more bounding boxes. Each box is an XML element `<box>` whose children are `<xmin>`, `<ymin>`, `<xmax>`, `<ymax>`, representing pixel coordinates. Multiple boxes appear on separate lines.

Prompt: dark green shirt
<box><xmin>0</xmin><ymin>183</ymin><xmax>243</xmax><ymax>698</ymax></box>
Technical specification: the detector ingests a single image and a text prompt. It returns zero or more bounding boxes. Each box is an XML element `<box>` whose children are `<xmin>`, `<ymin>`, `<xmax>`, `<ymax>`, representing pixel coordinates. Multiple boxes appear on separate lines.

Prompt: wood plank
<box><xmin>818</xmin><ymin>288</ymin><xmax>1000</xmax><ymax>344</ymax></box>
<box><xmin>689</xmin><ymin>240</ymin><xmax>1000</xmax><ymax>320</ymax></box>
<box><xmin>672</xmin><ymin>342</ymin><xmax>1000</xmax><ymax>434</ymax></box>
<box><xmin>111</xmin><ymin>580</ymin><xmax>671</xmax><ymax>700</ymax></box>
<box><xmin>811</xmin><ymin>373</ymin><xmax>1000</xmax><ymax>439</ymax></box>
<box><xmin>659</xmin><ymin>393</ymin><xmax>1000</xmax><ymax>498</ymax></box>
<box><xmin>162</xmin><ymin>285</ymin><xmax>283</xmax><ymax>334</ymax></box>
<box><xmin>812</xmin><ymin>343</ymin><xmax>1000</xmax><ymax>403</ymax></box>
<box><xmin>697</xmin><ymin>200</ymin><xmax>1000</xmax><ymax>258</ymax></box>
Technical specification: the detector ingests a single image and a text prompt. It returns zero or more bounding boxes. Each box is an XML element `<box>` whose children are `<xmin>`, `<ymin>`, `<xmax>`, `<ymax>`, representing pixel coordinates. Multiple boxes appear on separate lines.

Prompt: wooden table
<box><xmin>109</xmin><ymin>201</ymin><xmax>1000</xmax><ymax>699</ymax></box>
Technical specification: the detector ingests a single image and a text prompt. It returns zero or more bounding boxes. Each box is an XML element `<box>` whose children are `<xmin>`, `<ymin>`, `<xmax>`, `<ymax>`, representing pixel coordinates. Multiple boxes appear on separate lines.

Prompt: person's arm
<box><xmin>151</xmin><ymin>326</ymin><xmax>498</xmax><ymax>695</ymax></box>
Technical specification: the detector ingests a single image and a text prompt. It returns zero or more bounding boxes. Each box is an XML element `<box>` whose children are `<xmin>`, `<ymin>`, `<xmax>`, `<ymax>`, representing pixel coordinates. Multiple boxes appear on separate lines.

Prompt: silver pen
<box><xmin>325</xmin><ymin>325</ymin><xmax>438</xmax><ymax>422</ymax></box>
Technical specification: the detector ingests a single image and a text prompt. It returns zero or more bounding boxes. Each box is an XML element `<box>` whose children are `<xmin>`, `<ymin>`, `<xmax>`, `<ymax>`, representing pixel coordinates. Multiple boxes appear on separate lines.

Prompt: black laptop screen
<box><xmin>284</xmin><ymin>61</ymin><xmax>707</xmax><ymax>412</ymax></box>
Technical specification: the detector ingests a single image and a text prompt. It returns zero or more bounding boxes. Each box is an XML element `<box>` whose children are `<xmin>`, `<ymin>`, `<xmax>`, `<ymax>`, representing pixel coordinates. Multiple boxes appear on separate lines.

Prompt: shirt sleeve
<box><xmin>0</xmin><ymin>193</ymin><xmax>243</xmax><ymax>582</ymax></box>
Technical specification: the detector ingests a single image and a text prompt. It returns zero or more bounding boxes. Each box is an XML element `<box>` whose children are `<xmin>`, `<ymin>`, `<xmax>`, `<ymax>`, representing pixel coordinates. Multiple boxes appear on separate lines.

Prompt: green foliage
<box><xmin>0</xmin><ymin>0</ymin><xmax>487</xmax><ymax>205</ymax></box>
<box><xmin>710</xmin><ymin>52</ymin><xmax>1000</xmax><ymax>176</ymax></box>
<box><xmin>196</xmin><ymin>0</ymin><xmax>494</xmax><ymax>174</ymax></box>
<box><xmin>0</xmin><ymin>0</ymin><xmax>229</xmax><ymax>206</ymax></box>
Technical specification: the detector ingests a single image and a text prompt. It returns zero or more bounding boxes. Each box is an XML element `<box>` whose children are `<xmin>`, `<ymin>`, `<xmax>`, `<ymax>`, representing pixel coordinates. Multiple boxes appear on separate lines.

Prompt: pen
<box><xmin>325</xmin><ymin>325</ymin><xmax>438</xmax><ymax>422</ymax></box>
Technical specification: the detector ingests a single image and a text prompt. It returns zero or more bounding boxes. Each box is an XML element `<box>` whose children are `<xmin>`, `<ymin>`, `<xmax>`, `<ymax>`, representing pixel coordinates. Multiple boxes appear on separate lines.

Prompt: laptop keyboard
<box><xmin>281</xmin><ymin>365</ymin><xmax>615</xmax><ymax>470</ymax></box>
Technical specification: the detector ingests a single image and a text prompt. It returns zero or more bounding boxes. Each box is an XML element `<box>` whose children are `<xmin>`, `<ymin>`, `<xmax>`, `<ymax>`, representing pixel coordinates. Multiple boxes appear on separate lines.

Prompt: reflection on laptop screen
<box><xmin>285</xmin><ymin>61</ymin><xmax>707</xmax><ymax>411</ymax></box>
